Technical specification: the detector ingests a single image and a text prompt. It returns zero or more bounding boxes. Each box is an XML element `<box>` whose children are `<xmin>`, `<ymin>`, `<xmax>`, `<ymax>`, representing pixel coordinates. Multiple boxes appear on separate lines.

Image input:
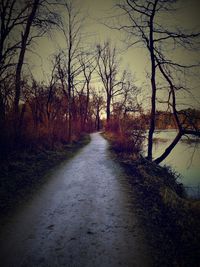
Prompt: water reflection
<box><xmin>145</xmin><ymin>130</ymin><xmax>200</xmax><ymax>198</ymax></box>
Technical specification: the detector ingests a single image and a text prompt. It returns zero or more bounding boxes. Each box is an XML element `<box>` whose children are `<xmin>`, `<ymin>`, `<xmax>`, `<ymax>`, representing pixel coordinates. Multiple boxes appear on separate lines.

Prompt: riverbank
<box><xmin>102</xmin><ymin>132</ymin><xmax>200</xmax><ymax>266</ymax></box>
<box><xmin>0</xmin><ymin>134</ymin><xmax>90</xmax><ymax>216</ymax></box>
<box><xmin>151</xmin><ymin>130</ymin><xmax>200</xmax><ymax>198</ymax></box>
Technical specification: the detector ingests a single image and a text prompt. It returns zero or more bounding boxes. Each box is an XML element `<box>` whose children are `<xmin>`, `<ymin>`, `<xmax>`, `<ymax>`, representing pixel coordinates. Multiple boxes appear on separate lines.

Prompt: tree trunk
<box><xmin>147</xmin><ymin>71</ymin><xmax>156</xmax><ymax>161</ymax></box>
<box><xmin>106</xmin><ymin>95</ymin><xmax>111</xmax><ymax>123</ymax></box>
<box><xmin>67</xmin><ymin>76</ymin><xmax>72</xmax><ymax>142</ymax></box>
<box><xmin>147</xmin><ymin>2</ymin><xmax>157</xmax><ymax>161</ymax></box>
<box><xmin>14</xmin><ymin>0</ymin><xmax>39</xmax><ymax>135</ymax></box>
<box><xmin>97</xmin><ymin>107</ymin><xmax>100</xmax><ymax>131</ymax></box>
<box><xmin>154</xmin><ymin>131</ymin><xmax>182</xmax><ymax>164</ymax></box>
<box><xmin>83</xmin><ymin>82</ymin><xmax>90</xmax><ymax>130</ymax></box>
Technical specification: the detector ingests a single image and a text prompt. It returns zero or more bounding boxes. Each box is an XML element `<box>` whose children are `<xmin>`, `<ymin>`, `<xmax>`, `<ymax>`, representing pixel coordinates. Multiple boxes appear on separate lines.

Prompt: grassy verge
<box><xmin>0</xmin><ymin>134</ymin><xmax>91</xmax><ymax>216</ymax></box>
<box><xmin>102</xmin><ymin>131</ymin><xmax>200</xmax><ymax>267</ymax></box>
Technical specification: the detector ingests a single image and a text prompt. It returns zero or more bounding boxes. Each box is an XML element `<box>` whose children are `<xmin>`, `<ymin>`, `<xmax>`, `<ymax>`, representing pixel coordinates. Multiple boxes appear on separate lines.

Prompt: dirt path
<box><xmin>0</xmin><ymin>133</ymin><xmax>152</xmax><ymax>267</ymax></box>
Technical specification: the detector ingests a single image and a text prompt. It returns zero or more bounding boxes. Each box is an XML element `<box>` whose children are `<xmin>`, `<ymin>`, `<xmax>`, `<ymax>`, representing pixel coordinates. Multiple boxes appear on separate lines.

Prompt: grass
<box><xmin>102</xmin><ymin>131</ymin><xmax>200</xmax><ymax>267</ymax></box>
<box><xmin>129</xmin><ymin>160</ymin><xmax>200</xmax><ymax>266</ymax></box>
<box><xmin>0</xmin><ymin>134</ymin><xmax>91</xmax><ymax>216</ymax></box>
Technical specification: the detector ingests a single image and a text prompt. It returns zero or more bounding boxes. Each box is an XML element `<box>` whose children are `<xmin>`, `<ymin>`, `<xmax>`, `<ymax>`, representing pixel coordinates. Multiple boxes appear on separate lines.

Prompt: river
<box><xmin>145</xmin><ymin>130</ymin><xmax>200</xmax><ymax>198</ymax></box>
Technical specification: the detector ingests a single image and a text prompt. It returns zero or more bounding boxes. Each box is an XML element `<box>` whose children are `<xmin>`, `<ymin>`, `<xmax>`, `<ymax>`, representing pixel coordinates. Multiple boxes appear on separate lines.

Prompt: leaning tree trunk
<box><xmin>154</xmin><ymin>131</ymin><xmax>182</xmax><ymax>164</ymax></box>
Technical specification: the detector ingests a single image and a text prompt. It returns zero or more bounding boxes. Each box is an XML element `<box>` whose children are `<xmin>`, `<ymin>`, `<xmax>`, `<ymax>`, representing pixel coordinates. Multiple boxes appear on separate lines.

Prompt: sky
<box><xmin>27</xmin><ymin>0</ymin><xmax>200</xmax><ymax>111</ymax></box>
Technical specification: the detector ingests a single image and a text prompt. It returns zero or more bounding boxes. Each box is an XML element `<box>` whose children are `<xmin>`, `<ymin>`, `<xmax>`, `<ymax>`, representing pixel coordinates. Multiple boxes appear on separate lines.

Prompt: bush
<box><xmin>105</xmin><ymin>115</ymin><xmax>145</xmax><ymax>157</ymax></box>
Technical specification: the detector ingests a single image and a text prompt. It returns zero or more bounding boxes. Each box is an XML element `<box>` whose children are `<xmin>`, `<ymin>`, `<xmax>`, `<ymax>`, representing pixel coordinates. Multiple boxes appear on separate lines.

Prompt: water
<box><xmin>145</xmin><ymin>130</ymin><xmax>200</xmax><ymax>198</ymax></box>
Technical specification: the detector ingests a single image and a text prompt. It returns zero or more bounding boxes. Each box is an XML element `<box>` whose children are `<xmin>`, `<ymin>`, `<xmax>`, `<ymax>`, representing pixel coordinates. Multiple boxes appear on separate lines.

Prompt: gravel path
<box><xmin>0</xmin><ymin>132</ymin><xmax>151</xmax><ymax>267</ymax></box>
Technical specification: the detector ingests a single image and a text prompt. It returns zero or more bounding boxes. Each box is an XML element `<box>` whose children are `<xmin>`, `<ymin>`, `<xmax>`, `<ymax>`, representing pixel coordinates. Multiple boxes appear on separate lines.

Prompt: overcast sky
<box><xmin>28</xmin><ymin>0</ymin><xmax>200</xmax><ymax>111</ymax></box>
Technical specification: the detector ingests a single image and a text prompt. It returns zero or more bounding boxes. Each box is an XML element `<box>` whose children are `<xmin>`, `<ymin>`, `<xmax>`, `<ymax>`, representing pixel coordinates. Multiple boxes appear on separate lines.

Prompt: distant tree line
<box><xmin>138</xmin><ymin>109</ymin><xmax>200</xmax><ymax>130</ymax></box>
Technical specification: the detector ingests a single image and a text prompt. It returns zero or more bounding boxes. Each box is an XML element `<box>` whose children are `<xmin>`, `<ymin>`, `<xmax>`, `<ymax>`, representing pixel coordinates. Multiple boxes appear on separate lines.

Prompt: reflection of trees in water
<box><xmin>153</xmin><ymin>137</ymin><xmax>168</xmax><ymax>144</ymax></box>
<box><xmin>180</xmin><ymin>136</ymin><xmax>200</xmax><ymax>144</ymax></box>
<box><xmin>184</xmin><ymin>139</ymin><xmax>200</xmax><ymax>170</ymax></box>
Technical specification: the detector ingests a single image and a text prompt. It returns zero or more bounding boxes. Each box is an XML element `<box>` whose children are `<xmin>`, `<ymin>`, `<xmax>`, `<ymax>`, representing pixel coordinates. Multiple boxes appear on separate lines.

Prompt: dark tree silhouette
<box><xmin>116</xmin><ymin>0</ymin><xmax>200</xmax><ymax>162</ymax></box>
<box><xmin>56</xmin><ymin>0</ymin><xmax>85</xmax><ymax>141</ymax></box>
<box><xmin>96</xmin><ymin>41</ymin><xmax>126</xmax><ymax>123</ymax></box>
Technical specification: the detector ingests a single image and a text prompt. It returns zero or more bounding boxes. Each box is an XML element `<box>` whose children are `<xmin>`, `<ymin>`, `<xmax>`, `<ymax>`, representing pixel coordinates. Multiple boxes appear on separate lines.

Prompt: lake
<box><xmin>144</xmin><ymin>130</ymin><xmax>200</xmax><ymax>198</ymax></box>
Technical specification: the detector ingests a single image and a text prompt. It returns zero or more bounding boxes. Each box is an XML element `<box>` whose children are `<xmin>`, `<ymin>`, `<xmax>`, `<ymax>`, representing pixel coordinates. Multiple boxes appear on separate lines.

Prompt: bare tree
<box><xmin>91</xmin><ymin>88</ymin><xmax>104</xmax><ymax>131</ymax></box>
<box><xmin>153</xmin><ymin>63</ymin><xmax>200</xmax><ymax>164</ymax></box>
<box><xmin>0</xmin><ymin>0</ymin><xmax>30</xmax><ymax>136</ymax></box>
<box><xmin>0</xmin><ymin>1</ymin><xmax>29</xmax><ymax>78</ymax></box>
<box><xmin>14</xmin><ymin>0</ymin><xmax>59</xmax><ymax>126</ymax></box>
<box><xmin>115</xmin><ymin>74</ymin><xmax>140</xmax><ymax>118</ymax></box>
<box><xmin>0</xmin><ymin>0</ymin><xmax>59</xmax><ymax>143</ymax></box>
<box><xmin>14</xmin><ymin>0</ymin><xmax>40</xmax><ymax>119</ymax></box>
<box><xmin>78</xmin><ymin>52</ymin><xmax>96</xmax><ymax>130</ymax></box>
<box><xmin>56</xmin><ymin>0</ymin><xmax>84</xmax><ymax>141</ymax></box>
<box><xmin>117</xmin><ymin>0</ymin><xmax>200</xmax><ymax>162</ymax></box>
<box><xmin>96</xmin><ymin>41</ymin><xmax>126</xmax><ymax>123</ymax></box>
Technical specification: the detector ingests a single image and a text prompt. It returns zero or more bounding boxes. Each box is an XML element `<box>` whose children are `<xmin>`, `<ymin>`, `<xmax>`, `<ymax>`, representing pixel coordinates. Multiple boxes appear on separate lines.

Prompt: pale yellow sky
<box><xmin>27</xmin><ymin>0</ymin><xmax>200</xmax><ymax>110</ymax></box>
